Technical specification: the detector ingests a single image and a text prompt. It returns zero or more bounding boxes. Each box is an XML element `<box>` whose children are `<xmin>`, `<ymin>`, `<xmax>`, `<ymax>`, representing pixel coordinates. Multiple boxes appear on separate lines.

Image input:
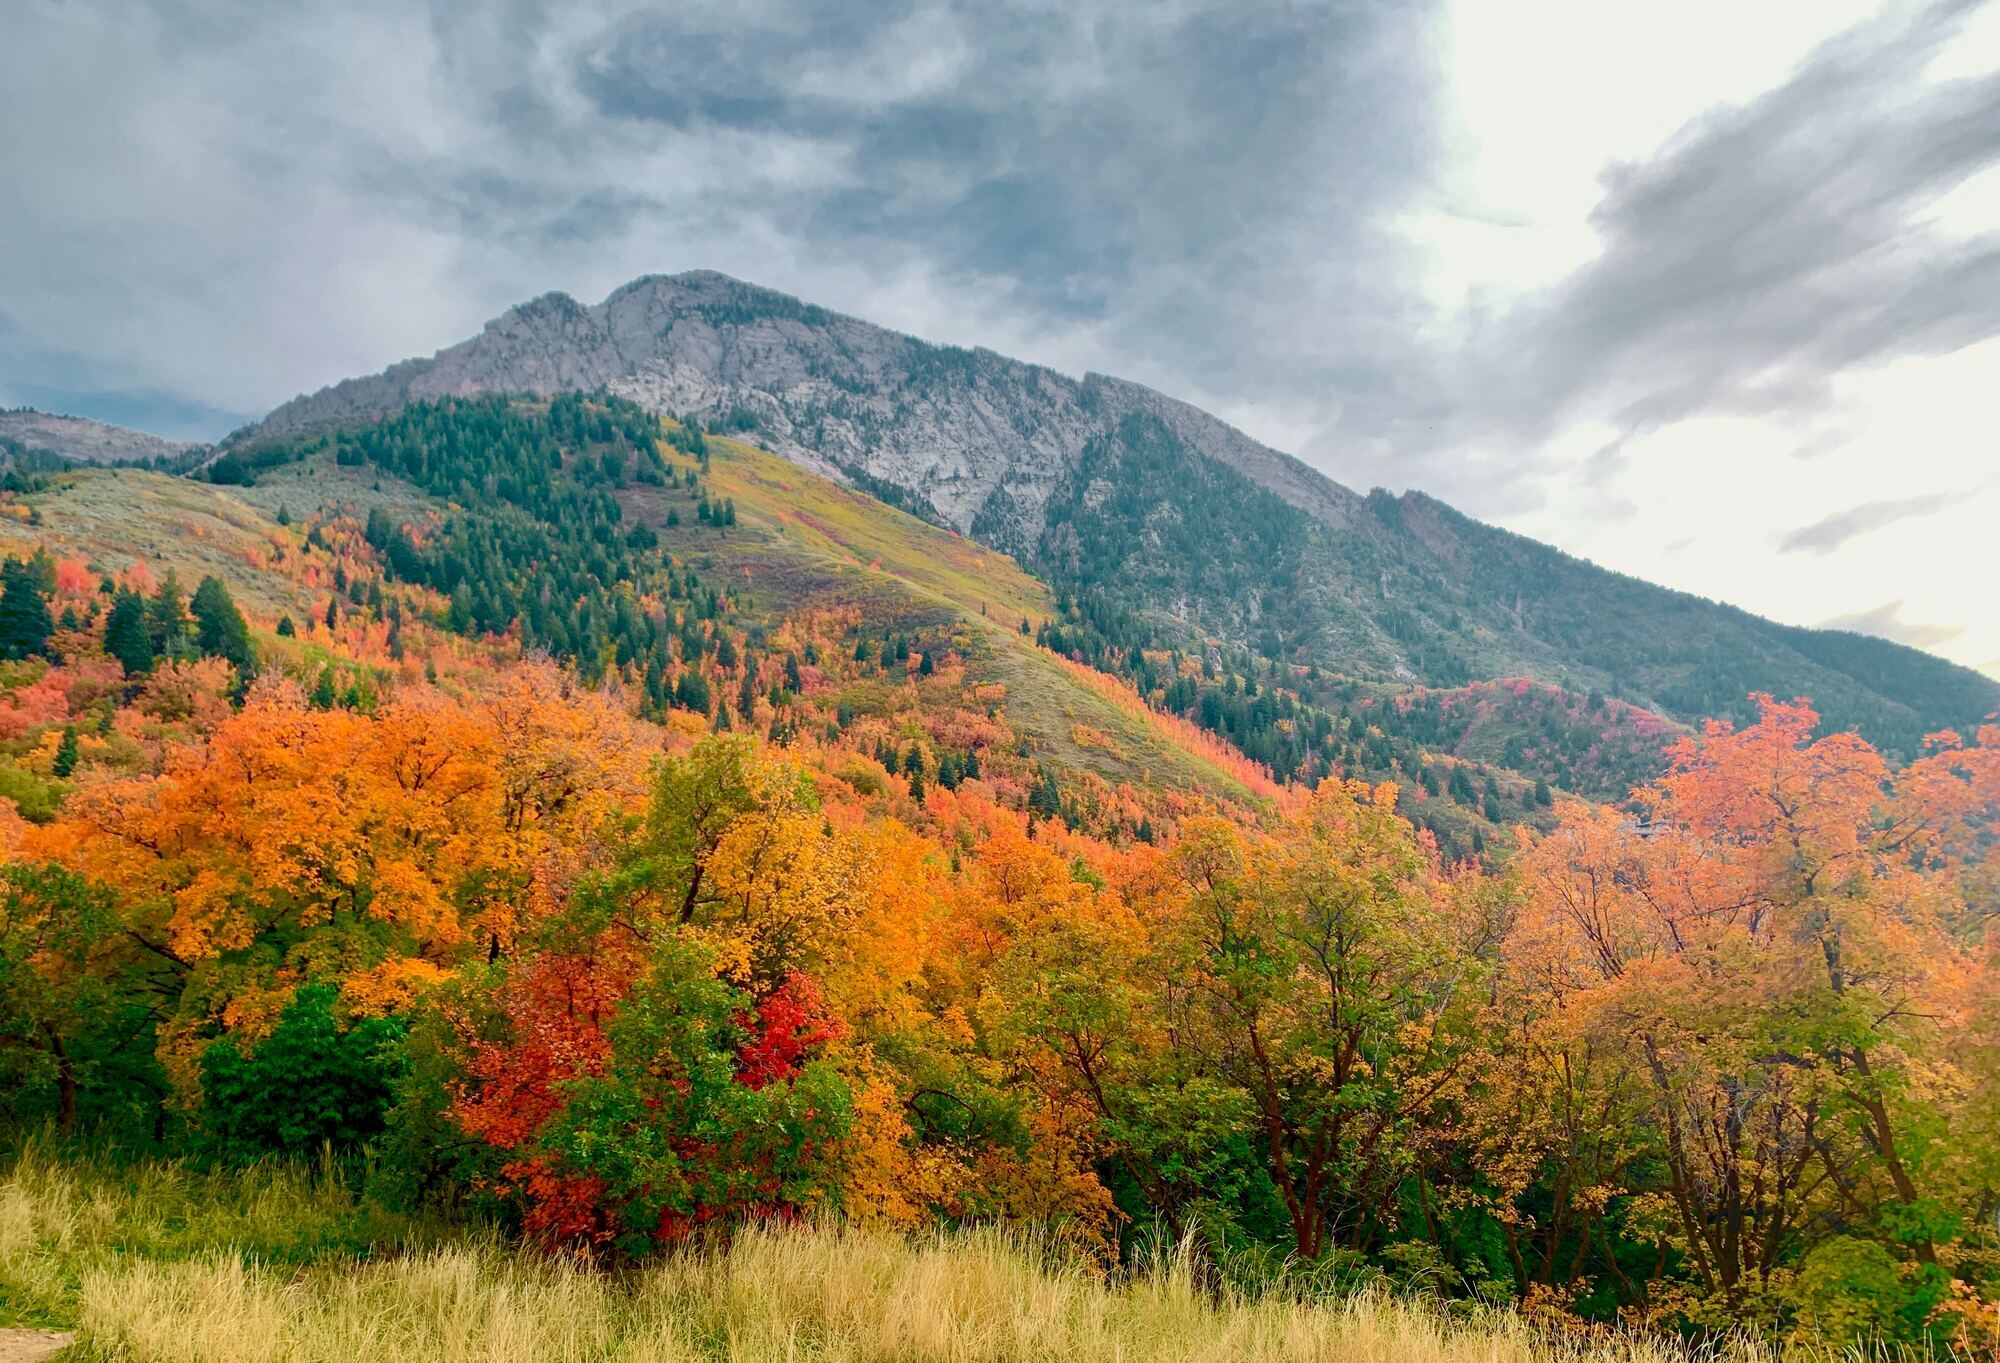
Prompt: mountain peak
<box><xmin>236</xmin><ymin>273</ymin><xmax>1997</xmax><ymax>750</ymax></box>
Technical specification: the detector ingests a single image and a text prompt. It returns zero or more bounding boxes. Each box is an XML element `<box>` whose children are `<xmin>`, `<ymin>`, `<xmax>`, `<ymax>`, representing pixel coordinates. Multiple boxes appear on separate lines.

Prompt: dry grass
<box><xmin>699</xmin><ymin>435</ymin><xmax>1050</xmax><ymax>636</ymax></box>
<box><xmin>0</xmin><ymin>1147</ymin><xmax>1789</xmax><ymax>1363</ymax></box>
<box><xmin>0</xmin><ymin>471</ymin><xmax>302</xmax><ymax>617</ymax></box>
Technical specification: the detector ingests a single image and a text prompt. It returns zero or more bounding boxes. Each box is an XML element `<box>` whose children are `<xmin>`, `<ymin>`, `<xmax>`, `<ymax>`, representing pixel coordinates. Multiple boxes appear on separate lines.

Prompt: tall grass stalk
<box><xmin>3</xmin><ymin>1144</ymin><xmax>1801</xmax><ymax>1363</ymax></box>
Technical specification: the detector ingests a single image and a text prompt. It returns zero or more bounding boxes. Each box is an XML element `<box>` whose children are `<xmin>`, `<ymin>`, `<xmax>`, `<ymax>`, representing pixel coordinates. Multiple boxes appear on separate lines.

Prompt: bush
<box><xmin>198</xmin><ymin>984</ymin><xmax>406</xmax><ymax>1162</ymax></box>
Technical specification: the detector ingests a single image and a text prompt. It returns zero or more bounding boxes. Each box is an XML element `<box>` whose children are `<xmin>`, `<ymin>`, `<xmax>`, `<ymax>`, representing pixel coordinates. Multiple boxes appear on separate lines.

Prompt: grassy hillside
<box><xmin>2</xmin><ymin>1149</ymin><xmax>1782</xmax><ymax>1363</ymax></box>
<box><xmin>687</xmin><ymin>433</ymin><xmax>1277</xmax><ymax>801</ymax></box>
<box><xmin>1</xmin><ymin>398</ymin><xmax>1272</xmax><ymax>811</ymax></box>
<box><xmin>0</xmin><ymin>403</ymin><xmax>1681</xmax><ymax>845</ymax></box>
<box><xmin>0</xmin><ymin>469</ymin><xmax>313</xmax><ymax>619</ymax></box>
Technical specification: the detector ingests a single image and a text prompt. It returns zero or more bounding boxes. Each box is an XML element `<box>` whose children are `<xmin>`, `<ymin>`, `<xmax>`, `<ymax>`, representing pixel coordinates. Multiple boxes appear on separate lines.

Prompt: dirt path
<box><xmin>0</xmin><ymin>1329</ymin><xmax>73</xmax><ymax>1363</ymax></box>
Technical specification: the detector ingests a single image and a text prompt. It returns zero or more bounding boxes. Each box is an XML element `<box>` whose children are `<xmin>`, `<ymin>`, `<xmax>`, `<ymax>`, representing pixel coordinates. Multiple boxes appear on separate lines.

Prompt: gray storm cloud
<box><xmin>0</xmin><ymin>0</ymin><xmax>1994</xmax><ymax>530</ymax></box>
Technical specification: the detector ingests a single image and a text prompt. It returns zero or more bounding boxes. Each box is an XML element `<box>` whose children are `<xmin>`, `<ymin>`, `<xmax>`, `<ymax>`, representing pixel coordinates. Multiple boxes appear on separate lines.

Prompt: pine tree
<box><xmin>104</xmin><ymin>590</ymin><xmax>153</xmax><ymax>674</ymax></box>
<box><xmin>191</xmin><ymin>575</ymin><xmax>255</xmax><ymax>674</ymax></box>
<box><xmin>0</xmin><ymin>557</ymin><xmax>54</xmax><ymax>660</ymax></box>
<box><xmin>146</xmin><ymin>571</ymin><xmax>189</xmax><ymax>654</ymax></box>
<box><xmin>1029</xmin><ymin>766</ymin><xmax>1061</xmax><ymax>820</ymax></box>
<box><xmin>275</xmin><ymin>615</ymin><xmax>296</xmax><ymax>638</ymax></box>
<box><xmin>311</xmin><ymin>665</ymin><xmax>338</xmax><ymax>710</ymax></box>
<box><xmin>52</xmin><ymin>725</ymin><xmax>78</xmax><ymax>778</ymax></box>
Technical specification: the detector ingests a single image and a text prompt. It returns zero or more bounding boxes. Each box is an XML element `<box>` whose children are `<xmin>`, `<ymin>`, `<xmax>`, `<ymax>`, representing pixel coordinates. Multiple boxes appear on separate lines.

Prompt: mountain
<box><xmin>247</xmin><ymin>271</ymin><xmax>1998</xmax><ymax>755</ymax></box>
<box><xmin>0</xmin><ymin>407</ymin><xmax>209</xmax><ymax>467</ymax></box>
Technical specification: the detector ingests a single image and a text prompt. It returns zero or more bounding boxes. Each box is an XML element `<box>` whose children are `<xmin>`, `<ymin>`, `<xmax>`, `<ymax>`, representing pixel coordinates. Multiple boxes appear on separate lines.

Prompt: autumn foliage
<box><xmin>0</xmin><ymin>533</ymin><xmax>1995</xmax><ymax>1349</ymax></box>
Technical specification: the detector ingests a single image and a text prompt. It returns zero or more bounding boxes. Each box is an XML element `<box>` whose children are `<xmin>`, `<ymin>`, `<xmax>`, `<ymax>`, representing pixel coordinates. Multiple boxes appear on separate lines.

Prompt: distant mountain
<box><xmin>245</xmin><ymin>271</ymin><xmax>1998</xmax><ymax>754</ymax></box>
<box><xmin>0</xmin><ymin>407</ymin><xmax>209</xmax><ymax>467</ymax></box>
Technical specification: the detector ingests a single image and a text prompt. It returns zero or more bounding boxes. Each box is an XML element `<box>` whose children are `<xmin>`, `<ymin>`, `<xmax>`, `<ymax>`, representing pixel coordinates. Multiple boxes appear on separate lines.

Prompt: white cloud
<box><xmin>1395</xmin><ymin>0</ymin><xmax>2000</xmax><ymax>676</ymax></box>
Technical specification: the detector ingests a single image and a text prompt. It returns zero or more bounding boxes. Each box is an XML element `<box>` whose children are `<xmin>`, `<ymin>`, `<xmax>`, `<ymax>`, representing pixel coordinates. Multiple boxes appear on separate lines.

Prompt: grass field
<box><xmin>687</xmin><ymin>435</ymin><xmax>1273</xmax><ymax>802</ymax></box>
<box><xmin>0</xmin><ymin>1146</ymin><xmax>1792</xmax><ymax>1363</ymax></box>
<box><xmin>0</xmin><ymin>471</ymin><xmax>304</xmax><ymax>618</ymax></box>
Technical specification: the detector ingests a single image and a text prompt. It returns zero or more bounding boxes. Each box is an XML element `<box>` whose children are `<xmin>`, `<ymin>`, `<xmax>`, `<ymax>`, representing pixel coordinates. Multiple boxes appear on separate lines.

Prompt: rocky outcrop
<box><xmin>249</xmin><ymin>271</ymin><xmax>1367</xmax><ymax>543</ymax></box>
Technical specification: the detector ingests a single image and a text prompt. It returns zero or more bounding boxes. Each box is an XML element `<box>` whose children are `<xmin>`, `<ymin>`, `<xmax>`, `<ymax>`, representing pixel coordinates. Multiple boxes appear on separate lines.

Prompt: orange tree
<box><xmin>1509</xmin><ymin>698</ymin><xmax>1997</xmax><ymax>1337</ymax></box>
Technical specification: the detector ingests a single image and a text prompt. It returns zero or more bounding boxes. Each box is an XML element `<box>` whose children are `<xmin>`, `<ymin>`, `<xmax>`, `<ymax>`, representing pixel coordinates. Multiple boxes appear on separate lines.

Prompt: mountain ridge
<box><xmin>238</xmin><ymin>270</ymin><xmax>1997</xmax><ymax>752</ymax></box>
<box><xmin>0</xmin><ymin>406</ymin><xmax>210</xmax><ymax>467</ymax></box>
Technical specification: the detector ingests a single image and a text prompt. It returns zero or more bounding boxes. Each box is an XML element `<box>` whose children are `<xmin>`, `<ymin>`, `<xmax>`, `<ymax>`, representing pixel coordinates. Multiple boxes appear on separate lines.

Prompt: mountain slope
<box><xmin>0</xmin><ymin>408</ymin><xmax>208</xmax><ymax>467</ymax></box>
<box><xmin>170</xmin><ymin>394</ymin><xmax>1279</xmax><ymax>811</ymax></box>
<box><xmin>247</xmin><ymin>271</ymin><xmax>1998</xmax><ymax>754</ymax></box>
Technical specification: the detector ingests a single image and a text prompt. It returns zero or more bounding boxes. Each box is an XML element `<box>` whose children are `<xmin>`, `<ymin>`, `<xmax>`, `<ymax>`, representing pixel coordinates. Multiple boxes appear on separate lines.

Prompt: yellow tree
<box><xmin>1160</xmin><ymin>781</ymin><xmax>1490</xmax><ymax>1259</ymax></box>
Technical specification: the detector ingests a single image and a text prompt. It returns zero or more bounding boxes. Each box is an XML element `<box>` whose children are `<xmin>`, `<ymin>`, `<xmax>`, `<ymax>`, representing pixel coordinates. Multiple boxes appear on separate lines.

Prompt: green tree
<box><xmin>146</xmin><ymin>570</ymin><xmax>191</xmax><ymax>655</ymax></box>
<box><xmin>103</xmin><ymin>589</ymin><xmax>154</xmax><ymax>675</ymax></box>
<box><xmin>0</xmin><ymin>557</ymin><xmax>54</xmax><ymax>660</ymax></box>
<box><xmin>198</xmin><ymin>984</ymin><xmax>406</xmax><ymax>1162</ymax></box>
<box><xmin>191</xmin><ymin>575</ymin><xmax>256</xmax><ymax>674</ymax></box>
<box><xmin>51</xmin><ymin>726</ymin><xmax>78</xmax><ymax>779</ymax></box>
<box><xmin>534</xmin><ymin>941</ymin><xmax>851</xmax><ymax>1257</ymax></box>
<box><xmin>0</xmin><ymin>865</ymin><xmax>151</xmax><ymax>1132</ymax></box>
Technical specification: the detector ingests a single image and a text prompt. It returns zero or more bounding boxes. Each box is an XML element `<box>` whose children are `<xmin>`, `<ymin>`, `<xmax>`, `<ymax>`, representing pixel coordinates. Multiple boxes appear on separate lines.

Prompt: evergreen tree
<box><xmin>275</xmin><ymin>615</ymin><xmax>296</xmax><ymax>638</ymax></box>
<box><xmin>310</xmin><ymin>665</ymin><xmax>338</xmax><ymax>710</ymax></box>
<box><xmin>0</xmin><ymin>557</ymin><xmax>54</xmax><ymax>660</ymax></box>
<box><xmin>674</xmin><ymin>670</ymin><xmax>712</xmax><ymax>714</ymax></box>
<box><xmin>52</xmin><ymin>725</ymin><xmax>78</xmax><ymax>778</ymax></box>
<box><xmin>146</xmin><ymin>571</ymin><xmax>190</xmax><ymax>654</ymax></box>
<box><xmin>104</xmin><ymin>590</ymin><xmax>153</xmax><ymax>674</ymax></box>
<box><xmin>191</xmin><ymin>576</ymin><xmax>255</xmax><ymax>674</ymax></box>
<box><xmin>1029</xmin><ymin>766</ymin><xmax>1062</xmax><ymax>820</ymax></box>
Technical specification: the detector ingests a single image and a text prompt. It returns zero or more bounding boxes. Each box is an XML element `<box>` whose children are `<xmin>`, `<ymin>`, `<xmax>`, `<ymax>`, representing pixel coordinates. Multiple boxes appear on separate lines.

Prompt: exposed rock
<box><xmin>249</xmin><ymin>271</ymin><xmax>1365</xmax><ymax>544</ymax></box>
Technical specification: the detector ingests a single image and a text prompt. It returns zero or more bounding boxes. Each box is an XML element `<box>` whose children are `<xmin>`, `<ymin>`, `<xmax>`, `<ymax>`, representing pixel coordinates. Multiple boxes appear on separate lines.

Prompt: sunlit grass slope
<box><xmin>0</xmin><ymin>470</ymin><xmax>305</xmax><ymax>618</ymax></box>
<box><xmin>683</xmin><ymin>432</ymin><xmax>1274</xmax><ymax>801</ymax></box>
<box><xmin>2</xmin><ymin>1148</ymin><xmax>1776</xmax><ymax>1363</ymax></box>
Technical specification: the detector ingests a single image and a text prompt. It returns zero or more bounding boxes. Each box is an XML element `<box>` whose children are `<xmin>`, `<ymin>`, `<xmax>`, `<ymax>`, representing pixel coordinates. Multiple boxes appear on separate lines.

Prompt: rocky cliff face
<box><xmin>0</xmin><ymin>409</ymin><xmax>208</xmax><ymax>466</ymax></box>
<box><xmin>251</xmin><ymin>271</ymin><xmax>1368</xmax><ymax>546</ymax></box>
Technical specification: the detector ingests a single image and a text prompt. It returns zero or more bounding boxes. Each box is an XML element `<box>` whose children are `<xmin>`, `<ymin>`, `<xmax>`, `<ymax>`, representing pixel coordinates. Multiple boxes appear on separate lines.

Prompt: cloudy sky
<box><xmin>3</xmin><ymin>0</ymin><xmax>1997</xmax><ymax>675</ymax></box>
